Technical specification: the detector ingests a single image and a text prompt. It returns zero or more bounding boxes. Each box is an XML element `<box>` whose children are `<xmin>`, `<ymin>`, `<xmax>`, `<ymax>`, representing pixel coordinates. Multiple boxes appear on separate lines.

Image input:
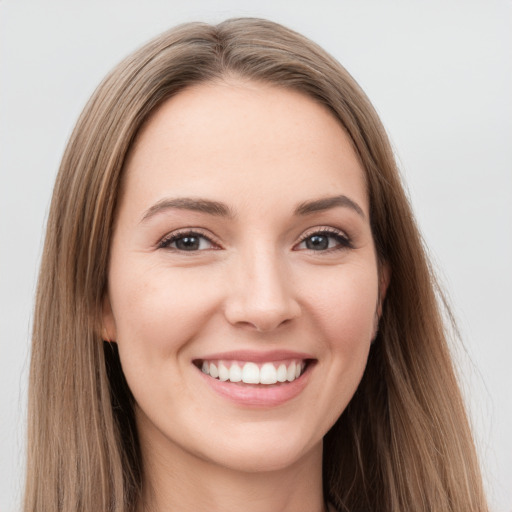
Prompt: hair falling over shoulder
<box><xmin>25</xmin><ymin>17</ymin><xmax>489</xmax><ymax>512</ymax></box>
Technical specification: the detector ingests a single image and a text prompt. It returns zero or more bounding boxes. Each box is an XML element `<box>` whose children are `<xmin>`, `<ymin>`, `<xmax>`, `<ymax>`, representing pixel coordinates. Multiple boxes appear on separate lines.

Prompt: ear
<box><xmin>101</xmin><ymin>294</ymin><xmax>117</xmax><ymax>342</ymax></box>
<box><xmin>373</xmin><ymin>262</ymin><xmax>391</xmax><ymax>340</ymax></box>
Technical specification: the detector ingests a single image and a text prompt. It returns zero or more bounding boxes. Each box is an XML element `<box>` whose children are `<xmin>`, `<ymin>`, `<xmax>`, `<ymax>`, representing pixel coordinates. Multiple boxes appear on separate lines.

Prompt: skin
<box><xmin>103</xmin><ymin>80</ymin><xmax>388</xmax><ymax>512</ymax></box>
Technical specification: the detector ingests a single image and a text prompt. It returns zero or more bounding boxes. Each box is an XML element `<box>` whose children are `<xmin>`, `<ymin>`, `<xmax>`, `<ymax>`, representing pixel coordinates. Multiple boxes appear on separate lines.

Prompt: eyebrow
<box><xmin>140</xmin><ymin>194</ymin><xmax>366</xmax><ymax>223</ymax></box>
<box><xmin>140</xmin><ymin>197</ymin><xmax>234</xmax><ymax>222</ymax></box>
<box><xmin>294</xmin><ymin>195</ymin><xmax>366</xmax><ymax>219</ymax></box>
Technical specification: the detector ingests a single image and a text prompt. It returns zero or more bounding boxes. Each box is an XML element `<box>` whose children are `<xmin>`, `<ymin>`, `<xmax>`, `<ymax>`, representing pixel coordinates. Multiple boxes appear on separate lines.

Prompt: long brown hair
<box><xmin>25</xmin><ymin>18</ymin><xmax>488</xmax><ymax>512</ymax></box>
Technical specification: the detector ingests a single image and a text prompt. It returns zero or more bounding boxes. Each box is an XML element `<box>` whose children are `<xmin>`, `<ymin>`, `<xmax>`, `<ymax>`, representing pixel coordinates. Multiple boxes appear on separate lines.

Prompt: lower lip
<box><xmin>196</xmin><ymin>363</ymin><xmax>313</xmax><ymax>407</ymax></box>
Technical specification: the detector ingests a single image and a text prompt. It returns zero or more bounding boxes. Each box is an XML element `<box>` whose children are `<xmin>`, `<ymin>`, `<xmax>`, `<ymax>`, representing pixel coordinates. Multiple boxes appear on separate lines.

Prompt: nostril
<box><xmin>223</xmin><ymin>269</ymin><xmax>301</xmax><ymax>331</ymax></box>
<box><xmin>225</xmin><ymin>304</ymin><xmax>300</xmax><ymax>333</ymax></box>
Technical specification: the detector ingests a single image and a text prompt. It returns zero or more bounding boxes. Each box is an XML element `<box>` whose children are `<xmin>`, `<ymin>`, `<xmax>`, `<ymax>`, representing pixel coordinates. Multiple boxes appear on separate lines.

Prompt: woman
<box><xmin>25</xmin><ymin>18</ymin><xmax>488</xmax><ymax>512</ymax></box>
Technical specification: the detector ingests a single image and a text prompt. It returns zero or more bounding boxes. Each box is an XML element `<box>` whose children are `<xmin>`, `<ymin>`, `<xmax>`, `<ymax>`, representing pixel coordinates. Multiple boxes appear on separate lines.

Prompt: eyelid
<box><xmin>294</xmin><ymin>226</ymin><xmax>353</xmax><ymax>251</ymax></box>
<box><xmin>157</xmin><ymin>228</ymin><xmax>222</xmax><ymax>250</ymax></box>
<box><xmin>156</xmin><ymin>225</ymin><xmax>352</xmax><ymax>251</ymax></box>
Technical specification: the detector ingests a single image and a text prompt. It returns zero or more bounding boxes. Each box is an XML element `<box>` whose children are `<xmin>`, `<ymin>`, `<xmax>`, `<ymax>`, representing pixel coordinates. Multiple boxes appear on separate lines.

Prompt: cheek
<box><xmin>108</xmin><ymin>262</ymin><xmax>220</xmax><ymax>357</ymax></box>
<box><xmin>107</xmin><ymin>263</ymin><xmax>222</xmax><ymax>414</ymax></box>
<box><xmin>291</xmin><ymin>263</ymin><xmax>379</xmax><ymax>429</ymax></box>
<box><xmin>303</xmin><ymin>265</ymin><xmax>379</xmax><ymax>347</ymax></box>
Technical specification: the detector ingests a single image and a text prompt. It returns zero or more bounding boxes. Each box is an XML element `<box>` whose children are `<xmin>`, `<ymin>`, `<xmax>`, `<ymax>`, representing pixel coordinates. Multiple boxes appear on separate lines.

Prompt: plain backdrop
<box><xmin>1</xmin><ymin>1</ymin><xmax>511</xmax><ymax>511</ymax></box>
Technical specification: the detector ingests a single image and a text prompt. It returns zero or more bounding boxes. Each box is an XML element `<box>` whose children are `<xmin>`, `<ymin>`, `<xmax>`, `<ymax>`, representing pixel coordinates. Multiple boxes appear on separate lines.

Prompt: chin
<box><xmin>195</xmin><ymin>428</ymin><xmax>322</xmax><ymax>474</ymax></box>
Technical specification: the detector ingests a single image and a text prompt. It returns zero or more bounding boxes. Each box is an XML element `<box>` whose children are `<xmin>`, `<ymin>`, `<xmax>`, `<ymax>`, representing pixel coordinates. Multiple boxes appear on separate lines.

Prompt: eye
<box><xmin>295</xmin><ymin>229</ymin><xmax>352</xmax><ymax>252</ymax></box>
<box><xmin>158</xmin><ymin>230</ymin><xmax>218</xmax><ymax>251</ymax></box>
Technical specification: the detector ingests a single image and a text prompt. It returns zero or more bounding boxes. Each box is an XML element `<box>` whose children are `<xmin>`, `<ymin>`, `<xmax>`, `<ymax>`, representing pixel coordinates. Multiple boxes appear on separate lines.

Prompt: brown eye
<box><xmin>305</xmin><ymin>234</ymin><xmax>330</xmax><ymax>250</ymax></box>
<box><xmin>174</xmin><ymin>235</ymin><xmax>202</xmax><ymax>251</ymax></box>
<box><xmin>159</xmin><ymin>232</ymin><xmax>216</xmax><ymax>251</ymax></box>
<box><xmin>296</xmin><ymin>230</ymin><xmax>352</xmax><ymax>252</ymax></box>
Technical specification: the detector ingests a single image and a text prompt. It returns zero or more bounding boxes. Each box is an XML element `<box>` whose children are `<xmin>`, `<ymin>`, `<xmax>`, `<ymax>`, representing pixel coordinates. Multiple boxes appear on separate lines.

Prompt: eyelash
<box><xmin>157</xmin><ymin>227</ymin><xmax>352</xmax><ymax>253</ymax></box>
<box><xmin>295</xmin><ymin>228</ymin><xmax>353</xmax><ymax>252</ymax></box>
<box><xmin>158</xmin><ymin>229</ymin><xmax>219</xmax><ymax>251</ymax></box>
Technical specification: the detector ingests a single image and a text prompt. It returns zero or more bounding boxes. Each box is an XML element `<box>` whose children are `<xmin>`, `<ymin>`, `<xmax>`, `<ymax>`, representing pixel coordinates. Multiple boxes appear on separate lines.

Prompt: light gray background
<box><xmin>1</xmin><ymin>1</ymin><xmax>511</xmax><ymax>511</ymax></box>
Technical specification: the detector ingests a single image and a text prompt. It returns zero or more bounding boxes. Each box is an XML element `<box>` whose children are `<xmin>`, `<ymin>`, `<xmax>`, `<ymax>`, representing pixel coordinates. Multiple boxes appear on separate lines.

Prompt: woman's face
<box><xmin>103</xmin><ymin>81</ymin><xmax>386</xmax><ymax>474</ymax></box>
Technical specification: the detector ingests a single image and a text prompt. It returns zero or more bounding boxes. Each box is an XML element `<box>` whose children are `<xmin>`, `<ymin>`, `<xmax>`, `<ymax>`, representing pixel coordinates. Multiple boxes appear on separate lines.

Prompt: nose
<box><xmin>223</xmin><ymin>247</ymin><xmax>301</xmax><ymax>332</ymax></box>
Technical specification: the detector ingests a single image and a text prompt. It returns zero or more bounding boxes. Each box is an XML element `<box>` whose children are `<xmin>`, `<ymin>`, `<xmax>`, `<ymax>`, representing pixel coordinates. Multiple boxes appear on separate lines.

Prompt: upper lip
<box><xmin>194</xmin><ymin>349</ymin><xmax>315</xmax><ymax>363</ymax></box>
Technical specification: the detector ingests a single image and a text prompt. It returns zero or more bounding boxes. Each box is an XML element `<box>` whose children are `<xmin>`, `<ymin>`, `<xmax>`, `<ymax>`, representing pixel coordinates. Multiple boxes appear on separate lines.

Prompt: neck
<box><xmin>137</xmin><ymin>421</ymin><xmax>326</xmax><ymax>512</ymax></box>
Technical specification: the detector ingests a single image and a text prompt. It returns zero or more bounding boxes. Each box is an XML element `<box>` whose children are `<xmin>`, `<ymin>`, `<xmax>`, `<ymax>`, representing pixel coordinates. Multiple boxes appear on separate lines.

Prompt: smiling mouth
<box><xmin>194</xmin><ymin>359</ymin><xmax>312</xmax><ymax>385</ymax></box>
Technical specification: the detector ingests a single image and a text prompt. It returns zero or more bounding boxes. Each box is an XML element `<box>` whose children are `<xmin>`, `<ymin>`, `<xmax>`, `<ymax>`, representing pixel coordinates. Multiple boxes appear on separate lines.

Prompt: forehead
<box><xmin>121</xmin><ymin>80</ymin><xmax>368</xmax><ymax>218</ymax></box>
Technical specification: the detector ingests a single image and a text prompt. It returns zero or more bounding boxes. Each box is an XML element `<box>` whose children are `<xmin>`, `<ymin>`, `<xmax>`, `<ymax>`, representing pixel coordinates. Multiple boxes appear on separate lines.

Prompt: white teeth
<box><xmin>218</xmin><ymin>362</ymin><xmax>229</xmax><ymax>381</ymax></box>
<box><xmin>200</xmin><ymin>359</ymin><xmax>307</xmax><ymax>385</ymax></box>
<box><xmin>260</xmin><ymin>363</ymin><xmax>277</xmax><ymax>384</ymax></box>
<box><xmin>229</xmin><ymin>363</ymin><xmax>242</xmax><ymax>382</ymax></box>
<box><xmin>242</xmin><ymin>362</ymin><xmax>260</xmax><ymax>384</ymax></box>
<box><xmin>276</xmin><ymin>363</ymin><xmax>287</xmax><ymax>382</ymax></box>
<box><xmin>286</xmin><ymin>361</ymin><xmax>296</xmax><ymax>382</ymax></box>
<box><xmin>209</xmin><ymin>362</ymin><xmax>219</xmax><ymax>378</ymax></box>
